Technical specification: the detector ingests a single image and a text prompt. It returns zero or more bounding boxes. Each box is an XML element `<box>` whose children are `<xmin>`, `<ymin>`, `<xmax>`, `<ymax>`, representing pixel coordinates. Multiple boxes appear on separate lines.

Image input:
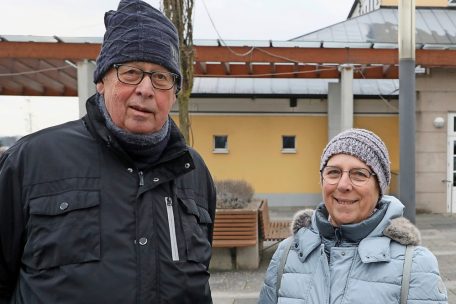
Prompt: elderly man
<box><xmin>0</xmin><ymin>1</ymin><xmax>216</xmax><ymax>303</ymax></box>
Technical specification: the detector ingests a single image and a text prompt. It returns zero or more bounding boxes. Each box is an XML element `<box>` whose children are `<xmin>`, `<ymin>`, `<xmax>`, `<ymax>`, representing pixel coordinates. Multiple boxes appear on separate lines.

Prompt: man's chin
<box><xmin>124</xmin><ymin>124</ymin><xmax>157</xmax><ymax>134</ymax></box>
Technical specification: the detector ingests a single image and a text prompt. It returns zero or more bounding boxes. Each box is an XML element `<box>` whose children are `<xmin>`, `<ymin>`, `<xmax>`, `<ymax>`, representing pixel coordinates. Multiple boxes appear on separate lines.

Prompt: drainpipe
<box><xmin>398</xmin><ymin>0</ymin><xmax>416</xmax><ymax>223</ymax></box>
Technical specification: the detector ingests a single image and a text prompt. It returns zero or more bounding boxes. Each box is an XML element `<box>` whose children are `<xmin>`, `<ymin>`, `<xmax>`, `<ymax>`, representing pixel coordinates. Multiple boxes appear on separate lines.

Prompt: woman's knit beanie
<box><xmin>320</xmin><ymin>128</ymin><xmax>391</xmax><ymax>195</ymax></box>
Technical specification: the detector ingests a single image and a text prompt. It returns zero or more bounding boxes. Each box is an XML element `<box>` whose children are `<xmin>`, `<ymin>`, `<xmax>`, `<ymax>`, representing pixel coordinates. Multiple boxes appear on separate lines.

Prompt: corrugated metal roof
<box><xmin>192</xmin><ymin>78</ymin><xmax>398</xmax><ymax>97</ymax></box>
<box><xmin>0</xmin><ymin>35</ymin><xmax>102</xmax><ymax>44</ymax></box>
<box><xmin>292</xmin><ymin>7</ymin><xmax>456</xmax><ymax>49</ymax></box>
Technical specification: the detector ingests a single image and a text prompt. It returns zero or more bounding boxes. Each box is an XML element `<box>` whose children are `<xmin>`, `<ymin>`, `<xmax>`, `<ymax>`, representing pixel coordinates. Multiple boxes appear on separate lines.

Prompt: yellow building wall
<box><xmin>354</xmin><ymin>116</ymin><xmax>399</xmax><ymax>172</ymax></box>
<box><xmin>381</xmin><ymin>0</ymin><xmax>447</xmax><ymax>6</ymax></box>
<box><xmin>172</xmin><ymin>114</ymin><xmax>399</xmax><ymax>196</ymax></box>
<box><xmin>188</xmin><ymin>115</ymin><xmax>328</xmax><ymax>194</ymax></box>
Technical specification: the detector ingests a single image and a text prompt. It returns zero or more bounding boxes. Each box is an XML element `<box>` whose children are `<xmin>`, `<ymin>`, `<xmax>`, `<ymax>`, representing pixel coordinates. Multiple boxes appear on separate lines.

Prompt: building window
<box><xmin>282</xmin><ymin>135</ymin><xmax>296</xmax><ymax>153</ymax></box>
<box><xmin>213</xmin><ymin>135</ymin><xmax>228</xmax><ymax>153</ymax></box>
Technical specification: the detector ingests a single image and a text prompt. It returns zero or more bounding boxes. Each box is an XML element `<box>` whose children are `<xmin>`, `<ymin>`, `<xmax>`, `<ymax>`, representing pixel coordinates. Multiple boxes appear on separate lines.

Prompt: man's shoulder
<box><xmin>186</xmin><ymin>146</ymin><xmax>205</xmax><ymax>163</ymax></box>
<box><xmin>7</xmin><ymin>119</ymin><xmax>88</xmax><ymax>157</ymax></box>
<box><xmin>20</xmin><ymin>119</ymin><xmax>84</xmax><ymax>143</ymax></box>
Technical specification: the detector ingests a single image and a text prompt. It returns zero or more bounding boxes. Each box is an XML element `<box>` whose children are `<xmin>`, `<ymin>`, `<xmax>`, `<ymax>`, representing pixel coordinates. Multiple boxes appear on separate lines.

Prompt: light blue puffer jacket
<box><xmin>259</xmin><ymin>196</ymin><xmax>448</xmax><ymax>304</ymax></box>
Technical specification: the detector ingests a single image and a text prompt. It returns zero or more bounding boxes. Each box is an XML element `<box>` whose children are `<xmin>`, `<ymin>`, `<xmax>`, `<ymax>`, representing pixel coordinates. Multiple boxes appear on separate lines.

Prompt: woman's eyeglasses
<box><xmin>320</xmin><ymin>166</ymin><xmax>376</xmax><ymax>186</ymax></box>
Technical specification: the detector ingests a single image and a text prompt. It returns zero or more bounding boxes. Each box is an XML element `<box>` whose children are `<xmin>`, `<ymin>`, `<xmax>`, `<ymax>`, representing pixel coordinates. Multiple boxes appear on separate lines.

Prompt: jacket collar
<box><xmin>314</xmin><ymin>201</ymin><xmax>388</xmax><ymax>244</ymax></box>
<box><xmin>291</xmin><ymin>196</ymin><xmax>421</xmax><ymax>263</ymax></box>
<box><xmin>83</xmin><ymin>94</ymin><xmax>192</xmax><ymax>168</ymax></box>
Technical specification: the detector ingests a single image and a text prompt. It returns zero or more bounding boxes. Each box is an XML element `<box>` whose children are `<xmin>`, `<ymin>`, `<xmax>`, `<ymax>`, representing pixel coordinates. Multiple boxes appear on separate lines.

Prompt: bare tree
<box><xmin>162</xmin><ymin>0</ymin><xmax>194</xmax><ymax>144</ymax></box>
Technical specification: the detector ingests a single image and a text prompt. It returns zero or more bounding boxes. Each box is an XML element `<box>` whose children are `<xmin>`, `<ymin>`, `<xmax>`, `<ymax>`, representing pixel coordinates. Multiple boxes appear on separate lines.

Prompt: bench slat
<box><xmin>212</xmin><ymin>239</ymin><xmax>257</xmax><ymax>247</ymax></box>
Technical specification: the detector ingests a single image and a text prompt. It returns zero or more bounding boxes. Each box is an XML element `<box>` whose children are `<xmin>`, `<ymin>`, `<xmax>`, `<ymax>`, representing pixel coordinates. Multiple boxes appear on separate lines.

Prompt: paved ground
<box><xmin>209</xmin><ymin>210</ymin><xmax>456</xmax><ymax>304</ymax></box>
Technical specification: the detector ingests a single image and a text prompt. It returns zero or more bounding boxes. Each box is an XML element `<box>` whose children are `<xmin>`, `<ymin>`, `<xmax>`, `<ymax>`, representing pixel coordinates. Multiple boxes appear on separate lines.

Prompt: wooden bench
<box><xmin>258</xmin><ymin>200</ymin><xmax>291</xmax><ymax>242</ymax></box>
<box><xmin>212</xmin><ymin>199</ymin><xmax>291</xmax><ymax>247</ymax></box>
<box><xmin>212</xmin><ymin>202</ymin><xmax>259</xmax><ymax>248</ymax></box>
<box><xmin>210</xmin><ymin>200</ymin><xmax>291</xmax><ymax>269</ymax></box>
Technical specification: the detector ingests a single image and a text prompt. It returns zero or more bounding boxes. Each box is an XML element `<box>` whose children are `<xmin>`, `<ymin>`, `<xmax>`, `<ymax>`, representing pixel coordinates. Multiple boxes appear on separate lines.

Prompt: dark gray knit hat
<box><xmin>320</xmin><ymin>128</ymin><xmax>391</xmax><ymax>195</ymax></box>
<box><xmin>94</xmin><ymin>0</ymin><xmax>182</xmax><ymax>91</ymax></box>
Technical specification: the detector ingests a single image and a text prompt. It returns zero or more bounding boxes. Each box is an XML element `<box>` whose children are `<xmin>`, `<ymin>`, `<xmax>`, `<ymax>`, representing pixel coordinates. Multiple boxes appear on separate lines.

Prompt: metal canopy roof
<box><xmin>292</xmin><ymin>7</ymin><xmax>456</xmax><ymax>49</ymax></box>
<box><xmin>0</xmin><ymin>6</ymin><xmax>455</xmax><ymax>97</ymax></box>
<box><xmin>191</xmin><ymin>78</ymin><xmax>398</xmax><ymax>98</ymax></box>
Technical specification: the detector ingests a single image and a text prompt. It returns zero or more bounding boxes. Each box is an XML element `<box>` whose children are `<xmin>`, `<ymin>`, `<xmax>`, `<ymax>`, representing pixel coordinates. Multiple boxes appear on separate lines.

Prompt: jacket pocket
<box><xmin>178</xmin><ymin>196</ymin><xmax>212</xmax><ymax>263</ymax></box>
<box><xmin>26</xmin><ymin>190</ymin><xmax>101</xmax><ymax>270</ymax></box>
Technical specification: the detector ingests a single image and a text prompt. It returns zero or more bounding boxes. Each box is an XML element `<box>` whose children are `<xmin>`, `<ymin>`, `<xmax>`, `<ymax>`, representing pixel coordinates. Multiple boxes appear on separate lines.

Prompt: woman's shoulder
<box><xmin>411</xmin><ymin>245</ymin><xmax>440</xmax><ymax>271</ymax></box>
<box><xmin>291</xmin><ymin>208</ymin><xmax>314</xmax><ymax>234</ymax></box>
<box><xmin>383</xmin><ymin>217</ymin><xmax>421</xmax><ymax>246</ymax></box>
<box><xmin>383</xmin><ymin>217</ymin><xmax>440</xmax><ymax>270</ymax></box>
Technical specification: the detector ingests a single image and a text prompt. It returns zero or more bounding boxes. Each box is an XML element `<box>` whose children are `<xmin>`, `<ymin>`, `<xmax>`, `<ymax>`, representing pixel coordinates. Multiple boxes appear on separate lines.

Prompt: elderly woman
<box><xmin>259</xmin><ymin>129</ymin><xmax>448</xmax><ymax>304</ymax></box>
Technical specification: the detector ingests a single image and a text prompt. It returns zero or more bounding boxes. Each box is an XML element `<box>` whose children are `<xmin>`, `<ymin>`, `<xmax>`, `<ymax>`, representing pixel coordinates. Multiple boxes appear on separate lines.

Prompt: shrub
<box><xmin>215</xmin><ymin>179</ymin><xmax>255</xmax><ymax>209</ymax></box>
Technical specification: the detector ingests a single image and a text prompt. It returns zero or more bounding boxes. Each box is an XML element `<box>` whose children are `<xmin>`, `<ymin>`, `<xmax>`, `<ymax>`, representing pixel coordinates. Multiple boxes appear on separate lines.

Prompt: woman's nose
<box><xmin>337</xmin><ymin>171</ymin><xmax>353</xmax><ymax>191</ymax></box>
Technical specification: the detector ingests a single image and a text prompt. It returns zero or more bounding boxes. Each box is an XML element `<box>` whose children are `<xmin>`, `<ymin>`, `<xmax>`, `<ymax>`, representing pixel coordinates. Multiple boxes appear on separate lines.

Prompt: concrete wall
<box><xmin>416</xmin><ymin>69</ymin><xmax>456</xmax><ymax>213</ymax></box>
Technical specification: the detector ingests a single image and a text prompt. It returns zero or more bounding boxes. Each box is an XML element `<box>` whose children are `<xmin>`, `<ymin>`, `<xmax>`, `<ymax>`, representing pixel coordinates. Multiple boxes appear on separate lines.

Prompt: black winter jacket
<box><xmin>0</xmin><ymin>95</ymin><xmax>216</xmax><ymax>303</ymax></box>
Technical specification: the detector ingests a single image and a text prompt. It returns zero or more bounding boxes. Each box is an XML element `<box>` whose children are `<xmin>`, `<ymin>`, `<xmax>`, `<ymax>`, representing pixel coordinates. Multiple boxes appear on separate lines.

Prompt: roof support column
<box><xmin>328</xmin><ymin>82</ymin><xmax>341</xmax><ymax>140</ymax></box>
<box><xmin>399</xmin><ymin>0</ymin><xmax>416</xmax><ymax>223</ymax></box>
<box><xmin>339</xmin><ymin>64</ymin><xmax>354</xmax><ymax>131</ymax></box>
<box><xmin>77</xmin><ymin>60</ymin><xmax>96</xmax><ymax>117</ymax></box>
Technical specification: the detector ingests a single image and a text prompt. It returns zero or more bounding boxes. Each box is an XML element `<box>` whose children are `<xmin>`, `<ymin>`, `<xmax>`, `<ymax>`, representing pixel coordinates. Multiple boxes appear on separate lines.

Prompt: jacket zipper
<box><xmin>138</xmin><ymin>171</ymin><xmax>144</xmax><ymax>186</ymax></box>
<box><xmin>165</xmin><ymin>196</ymin><xmax>179</xmax><ymax>261</ymax></box>
<box><xmin>335</xmin><ymin>228</ymin><xmax>342</xmax><ymax>246</ymax></box>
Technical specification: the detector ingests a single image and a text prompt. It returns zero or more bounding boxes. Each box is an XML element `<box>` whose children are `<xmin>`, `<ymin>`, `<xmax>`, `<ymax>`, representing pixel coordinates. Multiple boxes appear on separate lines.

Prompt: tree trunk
<box><xmin>162</xmin><ymin>0</ymin><xmax>194</xmax><ymax>145</ymax></box>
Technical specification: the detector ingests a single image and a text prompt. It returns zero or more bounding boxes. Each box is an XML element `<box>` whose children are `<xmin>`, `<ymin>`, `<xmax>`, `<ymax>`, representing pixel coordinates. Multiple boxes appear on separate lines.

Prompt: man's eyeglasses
<box><xmin>113</xmin><ymin>64</ymin><xmax>178</xmax><ymax>90</ymax></box>
<box><xmin>320</xmin><ymin>166</ymin><xmax>376</xmax><ymax>186</ymax></box>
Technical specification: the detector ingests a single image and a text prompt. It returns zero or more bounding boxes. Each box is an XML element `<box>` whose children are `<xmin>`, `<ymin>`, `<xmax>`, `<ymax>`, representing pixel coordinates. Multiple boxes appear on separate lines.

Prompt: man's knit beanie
<box><xmin>320</xmin><ymin>128</ymin><xmax>391</xmax><ymax>195</ymax></box>
<box><xmin>93</xmin><ymin>0</ymin><xmax>182</xmax><ymax>91</ymax></box>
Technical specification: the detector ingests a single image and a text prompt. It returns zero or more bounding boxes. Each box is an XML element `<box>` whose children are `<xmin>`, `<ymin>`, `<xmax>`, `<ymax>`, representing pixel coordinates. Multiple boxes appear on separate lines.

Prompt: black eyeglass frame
<box><xmin>113</xmin><ymin>64</ymin><xmax>178</xmax><ymax>90</ymax></box>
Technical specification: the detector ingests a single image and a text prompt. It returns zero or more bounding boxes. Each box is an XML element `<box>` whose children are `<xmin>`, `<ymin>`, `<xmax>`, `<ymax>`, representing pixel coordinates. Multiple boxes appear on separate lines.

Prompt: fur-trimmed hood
<box><xmin>290</xmin><ymin>208</ymin><xmax>421</xmax><ymax>246</ymax></box>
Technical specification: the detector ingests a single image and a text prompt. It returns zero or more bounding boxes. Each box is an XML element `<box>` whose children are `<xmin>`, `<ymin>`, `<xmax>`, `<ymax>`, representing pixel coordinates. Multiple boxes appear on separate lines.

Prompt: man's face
<box><xmin>96</xmin><ymin>61</ymin><xmax>176</xmax><ymax>134</ymax></box>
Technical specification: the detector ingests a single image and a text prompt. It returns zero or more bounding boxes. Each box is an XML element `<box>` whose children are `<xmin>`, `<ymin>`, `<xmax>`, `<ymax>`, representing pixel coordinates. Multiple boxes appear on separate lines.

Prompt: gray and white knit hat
<box><xmin>320</xmin><ymin>128</ymin><xmax>391</xmax><ymax>195</ymax></box>
<box><xmin>93</xmin><ymin>0</ymin><xmax>182</xmax><ymax>91</ymax></box>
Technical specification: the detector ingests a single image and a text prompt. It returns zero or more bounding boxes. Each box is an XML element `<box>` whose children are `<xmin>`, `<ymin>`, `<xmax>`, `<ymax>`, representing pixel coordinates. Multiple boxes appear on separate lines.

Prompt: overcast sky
<box><xmin>0</xmin><ymin>0</ymin><xmax>355</xmax><ymax>138</ymax></box>
<box><xmin>1</xmin><ymin>0</ymin><xmax>354</xmax><ymax>40</ymax></box>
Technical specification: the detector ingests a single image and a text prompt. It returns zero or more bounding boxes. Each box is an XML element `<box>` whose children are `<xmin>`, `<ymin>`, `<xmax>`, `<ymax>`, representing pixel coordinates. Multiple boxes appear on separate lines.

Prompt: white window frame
<box><xmin>281</xmin><ymin>135</ymin><xmax>296</xmax><ymax>154</ymax></box>
<box><xmin>213</xmin><ymin>135</ymin><xmax>229</xmax><ymax>154</ymax></box>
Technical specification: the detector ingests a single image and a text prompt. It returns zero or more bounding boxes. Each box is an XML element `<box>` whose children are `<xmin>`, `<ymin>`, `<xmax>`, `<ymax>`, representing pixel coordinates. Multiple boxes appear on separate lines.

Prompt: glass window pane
<box><xmin>454</xmin><ymin>117</ymin><xmax>456</xmax><ymax>133</ymax></box>
<box><xmin>282</xmin><ymin>136</ymin><xmax>295</xmax><ymax>149</ymax></box>
<box><xmin>214</xmin><ymin>135</ymin><xmax>227</xmax><ymax>149</ymax></box>
<box><xmin>453</xmin><ymin>172</ymin><xmax>456</xmax><ymax>187</ymax></box>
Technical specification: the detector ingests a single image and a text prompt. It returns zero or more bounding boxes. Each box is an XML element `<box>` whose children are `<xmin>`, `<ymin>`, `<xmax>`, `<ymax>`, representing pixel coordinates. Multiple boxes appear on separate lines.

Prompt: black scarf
<box><xmin>96</xmin><ymin>93</ymin><xmax>171</xmax><ymax>168</ymax></box>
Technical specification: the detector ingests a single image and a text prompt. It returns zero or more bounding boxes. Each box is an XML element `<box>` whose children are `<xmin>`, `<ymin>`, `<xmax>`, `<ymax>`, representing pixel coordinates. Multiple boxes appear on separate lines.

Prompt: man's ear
<box><xmin>96</xmin><ymin>81</ymin><xmax>104</xmax><ymax>94</ymax></box>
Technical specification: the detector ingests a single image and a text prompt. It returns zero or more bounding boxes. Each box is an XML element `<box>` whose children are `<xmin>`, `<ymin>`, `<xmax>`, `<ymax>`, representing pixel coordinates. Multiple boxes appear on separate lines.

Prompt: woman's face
<box><xmin>321</xmin><ymin>154</ymin><xmax>380</xmax><ymax>227</ymax></box>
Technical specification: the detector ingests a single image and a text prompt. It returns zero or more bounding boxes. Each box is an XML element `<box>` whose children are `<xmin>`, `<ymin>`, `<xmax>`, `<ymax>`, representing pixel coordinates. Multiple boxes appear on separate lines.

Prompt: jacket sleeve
<box><xmin>0</xmin><ymin>150</ymin><xmax>25</xmax><ymax>302</ymax></box>
<box><xmin>407</xmin><ymin>246</ymin><xmax>448</xmax><ymax>303</ymax></box>
<box><xmin>258</xmin><ymin>237</ymin><xmax>293</xmax><ymax>304</ymax></box>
